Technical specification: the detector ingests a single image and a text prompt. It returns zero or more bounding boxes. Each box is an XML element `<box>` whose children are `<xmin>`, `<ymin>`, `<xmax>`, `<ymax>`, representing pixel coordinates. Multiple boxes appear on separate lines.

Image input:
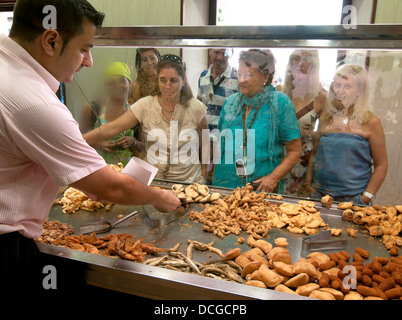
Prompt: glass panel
<box><xmin>0</xmin><ymin>11</ymin><xmax>13</xmax><ymax>36</ymax></box>
<box><xmin>68</xmin><ymin>45</ymin><xmax>402</xmax><ymax>206</ymax></box>
<box><xmin>217</xmin><ymin>0</ymin><xmax>344</xmax><ymax>26</ymax></box>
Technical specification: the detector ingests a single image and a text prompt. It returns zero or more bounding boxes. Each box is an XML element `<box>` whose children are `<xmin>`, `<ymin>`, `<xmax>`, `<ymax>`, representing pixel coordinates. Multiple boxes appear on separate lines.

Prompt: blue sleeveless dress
<box><xmin>313</xmin><ymin>132</ymin><xmax>372</xmax><ymax>197</ymax></box>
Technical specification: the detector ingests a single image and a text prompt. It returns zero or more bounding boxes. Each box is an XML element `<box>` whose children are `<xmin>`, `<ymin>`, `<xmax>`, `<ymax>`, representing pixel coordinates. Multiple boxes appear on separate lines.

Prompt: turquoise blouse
<box><xmin>212</xmin><ymin>85</ymin><xmax>301</xmax><ymax>193</ymax></box>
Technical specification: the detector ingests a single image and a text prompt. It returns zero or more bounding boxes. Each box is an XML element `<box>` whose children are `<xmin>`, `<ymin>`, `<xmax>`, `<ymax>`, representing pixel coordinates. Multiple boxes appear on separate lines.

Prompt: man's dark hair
<box><xmin>9</xmin><ymin>0</ymin><xmax>104</xmax><ymax>50</ymax></box>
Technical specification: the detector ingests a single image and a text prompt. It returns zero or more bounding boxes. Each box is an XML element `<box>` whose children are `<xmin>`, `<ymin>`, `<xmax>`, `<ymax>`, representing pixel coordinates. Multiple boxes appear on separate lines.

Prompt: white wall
<box><xmin>182</xmin><ymin>0</ymin><xmax>210</xmax><ymax>97</ymax></box>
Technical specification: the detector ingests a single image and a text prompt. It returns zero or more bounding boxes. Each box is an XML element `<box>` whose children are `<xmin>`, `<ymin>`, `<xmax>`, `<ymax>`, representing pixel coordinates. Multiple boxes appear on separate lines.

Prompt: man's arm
<box><xmin>70</xmin><ymin>165</ymin><xmax>181</xmax><ymax>212</ymax></box>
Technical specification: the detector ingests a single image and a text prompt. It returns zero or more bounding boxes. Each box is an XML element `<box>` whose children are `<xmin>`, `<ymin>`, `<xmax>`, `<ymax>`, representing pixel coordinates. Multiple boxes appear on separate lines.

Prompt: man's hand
<box><xmin>151</xmin><ymin>189</ymin><xmax>181</xmax><ymax>212</ymax></box>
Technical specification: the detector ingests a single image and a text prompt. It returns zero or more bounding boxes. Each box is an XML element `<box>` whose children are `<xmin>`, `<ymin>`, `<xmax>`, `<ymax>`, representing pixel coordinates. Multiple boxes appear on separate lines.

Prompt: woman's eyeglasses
<box><xmin>158</xmin><ymin>54</ymin><xmax>183</xmax><ymax>65</ymax></box>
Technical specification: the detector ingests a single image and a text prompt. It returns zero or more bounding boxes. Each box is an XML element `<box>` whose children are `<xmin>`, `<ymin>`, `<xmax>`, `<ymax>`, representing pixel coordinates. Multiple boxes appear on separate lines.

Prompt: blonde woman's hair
<box><xmin>322</xmin><ymin>64</ymin><xmax>372</xmax><ymax>124</ymax></box>
<box><xmin>282</xmin><ymin>49</ymin><xmax>323</xmax><ymax>101</ymax></box>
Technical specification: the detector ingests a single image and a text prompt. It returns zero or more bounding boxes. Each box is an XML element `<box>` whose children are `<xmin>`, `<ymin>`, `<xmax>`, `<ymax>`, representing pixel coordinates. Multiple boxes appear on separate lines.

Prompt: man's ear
<box><xmin>41</xmin><ymin>29</ymin><xmax>63</xmax><ymax>57</ymax></box>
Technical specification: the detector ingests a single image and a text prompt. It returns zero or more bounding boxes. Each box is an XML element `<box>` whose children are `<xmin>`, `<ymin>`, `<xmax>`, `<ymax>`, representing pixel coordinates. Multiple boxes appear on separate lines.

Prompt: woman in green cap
<box><xmin>82</xmin><ymin>61</ymin><xmax>143</xmax><ymax>166</ymax></box>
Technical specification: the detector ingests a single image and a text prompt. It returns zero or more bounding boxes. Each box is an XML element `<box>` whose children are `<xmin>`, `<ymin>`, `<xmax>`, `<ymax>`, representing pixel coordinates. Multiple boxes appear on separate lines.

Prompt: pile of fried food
<box><xmin>36</xmin><ymin>220</ymin><xmax>402</xmax><ymax>300</ymax></box>
<box><xmin>188</xmin><ymin>183</ymin><xmax>328</xmax><ymax>239</ymax></box>
<box><xmin>335</xmin><ymin>200</ymin><xmax>402</xmax><ymax>254</ymax></box>
<box><xmin>239</xmin><ymin>236</ymin><xmax>402</xmax><ymax>300</ymax></box>
<box><xmin>35</xmin><ymin>220</ymin><xmax>74</xmax><ymax>244</ymax></box>
<box><xmin>36</xmin><ymin>221</ymin><xmax>180</xmax><ymax>262</ymax></box>
<box><xmin>171</xmin><ymin>182</ymin><xmax>221</xmax><ymax>203</ymax></box>
<box><xmin>57</xmin><ymin>163</ymin><xmax>124</xmax><ymax>214</ymax></box>
<box><xmin>148</xmin><ymin>235</ymin><xmax>402</xmax><ymax>300</ymax></box>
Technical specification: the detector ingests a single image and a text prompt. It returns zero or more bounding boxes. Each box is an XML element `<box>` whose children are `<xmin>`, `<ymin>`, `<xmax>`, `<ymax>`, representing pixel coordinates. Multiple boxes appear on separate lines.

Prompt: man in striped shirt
<box><xmin>0</xmin><ymin>0</ymin><xmax>180</xmax><ymax>298</ymax></box>
<box><xmin>197</xmin><ymin>49</ymin><xmax>239</xmax><ymax>130</ymax></box>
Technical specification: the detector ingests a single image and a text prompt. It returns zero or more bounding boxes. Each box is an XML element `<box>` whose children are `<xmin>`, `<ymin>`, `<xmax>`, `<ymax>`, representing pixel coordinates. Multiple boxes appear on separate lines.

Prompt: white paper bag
<box><xmin>121</xmin><ymin>157</ymin><xmax>158</xmax><ymax>185</ymax></box>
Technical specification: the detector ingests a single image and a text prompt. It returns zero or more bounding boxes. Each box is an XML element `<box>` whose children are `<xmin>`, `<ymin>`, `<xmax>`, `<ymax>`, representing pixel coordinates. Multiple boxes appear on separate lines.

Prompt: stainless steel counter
<box><xmin>38</xmin><ymin>182</ymin><xmax>391</xmax><ymax>299</ymax></box>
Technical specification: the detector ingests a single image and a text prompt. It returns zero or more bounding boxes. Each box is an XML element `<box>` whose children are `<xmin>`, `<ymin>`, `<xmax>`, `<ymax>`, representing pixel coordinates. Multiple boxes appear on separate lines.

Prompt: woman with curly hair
<box><xmin>129</xmin><ymin>48</ymin><xmax>161</xmax><ymax>104</ymax></box>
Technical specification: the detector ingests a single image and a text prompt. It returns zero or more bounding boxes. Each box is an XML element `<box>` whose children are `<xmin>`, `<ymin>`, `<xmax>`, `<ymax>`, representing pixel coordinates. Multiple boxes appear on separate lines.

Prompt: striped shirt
<box><xmin>0</xmin><ymin>34</ymin><xmax>106</xmax><ymax>238</ymax></box>
<box><xmin>197</xmin><ymin>64</ymin><xmax>238</xmax><ymax>127</ymax></box>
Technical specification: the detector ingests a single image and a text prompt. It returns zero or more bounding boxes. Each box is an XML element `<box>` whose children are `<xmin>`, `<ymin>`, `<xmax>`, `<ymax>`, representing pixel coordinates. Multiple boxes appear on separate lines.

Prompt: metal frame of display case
<box><xmin>94</xmin><ymin>25</ymin><xmax>402</xmax><ymax>49</ymax></box>
<box><xmin>39</xmin><ymin>25</ymin><xmax>402</xmax><ymax>300</ymax></box>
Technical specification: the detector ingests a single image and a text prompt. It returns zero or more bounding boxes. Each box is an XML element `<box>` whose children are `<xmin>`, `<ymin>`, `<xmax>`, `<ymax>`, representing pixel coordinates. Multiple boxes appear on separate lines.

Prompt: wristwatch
<box><xmin>362</xmin><ymin>190</ymin><xmax>375</xmax><ymax>200</ymax></box>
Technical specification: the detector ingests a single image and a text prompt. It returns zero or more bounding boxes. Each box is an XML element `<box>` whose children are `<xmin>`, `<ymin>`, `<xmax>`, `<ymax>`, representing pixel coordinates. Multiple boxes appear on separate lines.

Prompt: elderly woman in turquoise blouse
<box><xmin>212</xmin><ymin>49</ymin><xmax>302</xmax><ymax>193</ymax></box>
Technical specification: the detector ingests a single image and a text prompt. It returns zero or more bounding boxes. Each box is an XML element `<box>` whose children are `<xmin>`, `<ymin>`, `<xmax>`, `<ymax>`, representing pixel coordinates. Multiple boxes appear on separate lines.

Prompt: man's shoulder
<box><xmin>199</xmin><ymin>66</ymin><xmax>212</xmax><ymax>78</ymax></box>
<box><xmin>223</xmin><ymin>64</ymin><xmax>238</xmax><ymax>80</ymax></box>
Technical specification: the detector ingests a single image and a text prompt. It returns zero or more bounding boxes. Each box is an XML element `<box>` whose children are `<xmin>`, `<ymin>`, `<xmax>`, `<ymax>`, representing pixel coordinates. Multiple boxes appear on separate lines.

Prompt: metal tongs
<box><xmin>301</xmin><ymin>230</ymin><xmax>347</xmax><ymax>252</ymax></box>
<box><xmin>79</xmin><ymin>210</ymin><xmax>138</xmax><ymax>234</ymax></box>
<box><xmin>142</xmin><ymin>205</ymin><xmax>186</xmax><ymax>229</ymax></box>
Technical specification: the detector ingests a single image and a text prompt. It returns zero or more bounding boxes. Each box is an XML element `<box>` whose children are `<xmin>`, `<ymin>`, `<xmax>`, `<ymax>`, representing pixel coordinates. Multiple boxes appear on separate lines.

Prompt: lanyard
<box><xmin>238</xmin><ymin>97</ymin><xmax>262</xmax><ymax>185</ymax></box>
<box><xmin>241</xmin><ymin>99</ymin><xmax>262</xmax><ymax>151</ymax></box>
<box><xmin>210</xmin><ymin>74</ymin><xmax>226</xmax><ymax>93</ymax></box>
<box><xmin>209</xmin><ymin>74</ymin><xmax>226</xmax><ymax>101</ymax></box>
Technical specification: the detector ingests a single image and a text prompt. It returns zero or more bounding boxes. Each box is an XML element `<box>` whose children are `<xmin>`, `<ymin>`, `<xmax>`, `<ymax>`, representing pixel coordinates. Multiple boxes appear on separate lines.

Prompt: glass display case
<box><xmin>39</xmin><ymin>24</ymin><xmax>402</xmax><ymax>300</ymax></box>
<box><xmin>68</xmin><ymin>25</ymin><xmax>402</xmax><ymax>206</ymax></box>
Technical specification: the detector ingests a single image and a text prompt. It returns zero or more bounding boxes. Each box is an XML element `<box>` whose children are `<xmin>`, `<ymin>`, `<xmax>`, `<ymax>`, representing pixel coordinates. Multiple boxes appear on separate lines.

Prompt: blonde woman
<box><xmin>280</xmin><ymin>49</ymin><xmax>327</xmax><ymax>197</ymax></box>
<box><xmin>305</xmin><ymin>64</ymin><xmax>388</xmax><ymax>205</ymax></box>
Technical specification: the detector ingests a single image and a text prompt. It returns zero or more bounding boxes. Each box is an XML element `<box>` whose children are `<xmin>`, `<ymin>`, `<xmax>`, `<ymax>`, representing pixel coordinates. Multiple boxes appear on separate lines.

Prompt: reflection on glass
<box><xmin>80</xmin><ymin>61</ymin><xmax>142</xmax><ymax>166</ymax></box>
<box><xmin>129</xmin><ymin>48</ymin><xmax>160</xmax><ymax>105</ymax></box>
<box><xmin>83</xmin><ymin>54</ymin><xmax>209</xmax><ymax>184</ymax></box>
<box><xmin>197</xmin><ymin>48</ymin><xmax>239</xmax><ymax>184</ymax></box>
<box><xmin>306</xmin><ymin>64</ymin><xmax>388</xmax><ymax>205</ymax></box>
<box><xmin>69</xmin><ymin>46</ymin><xmax>401</xmax><ymax>205</ymax></box>
<box><xmin>212</xmin><ymin>49</ymin><xmax>302</xmax><ymax>193</ymax></box>
<box><xmin>279</xmin><ymin>49</ymin><xmax>327</xmax><ymax>197</ymax></box>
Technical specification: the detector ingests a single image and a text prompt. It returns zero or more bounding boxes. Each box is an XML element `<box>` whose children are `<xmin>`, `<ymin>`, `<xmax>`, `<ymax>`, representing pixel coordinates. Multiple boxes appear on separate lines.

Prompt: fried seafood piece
<box><xmin>274</xmin><ymin>284</ymin><xmax>297</xmax><ymax>295</ymax></box>
<box><xmin>273</xmin><ymin>261</ymin><xmax>294</xmax><ymax>277</ymax></box>
<box><xmin>247</xmin><ymin>235</ymin><xmax>272</xmax><ymax>253</ymax></box>
<box><xmin>318</xmin><ymin>288</ymin><xmax>344</xmax><ymax>300</ymax></box>
<box><xmin>266</xmin><ymin>247</ymin><xmax>289</xmax><ymax>260</ymax></box>
<box><xmin>188</xmin><ymin>240</ymin><xmax>224</xmax><ymax>257</ymax></box>
<box><xmin>292</xmin><ymin>260</ymin><xmax>318</xmax><ymax>278</ymax></box>
<box><xmin>287</xmin><ymin>226</ymin><xmax>304</xmax><ymax>234</ymax></box>
<box><xmin>284</xmin><ymin>273</ymin><xmax>309</xmax><ymax>288</ymax></box>
<box><xmin>343</xmin><ymin>291</ymin><xmax>364</xmax><ymax>300</ymax></box>
<box><xmin>347</xmin><ymin>228</ymin><xmax>358</xmax><ymax>237</ymax></box>
<box><xmin>222</xmin><ymin>248</ymin><xmax>242</xmax><ymax>261</ymax></box>
<box><xmin>330</xmin><ymin>228</ymin><xmax>342</xmax><ymax>236</ymax></box>
<box><xmin>279</xmin><ymin>203</ymin><xmax>301</xmax><ymax>216</ymax></box>
<box><xmin>342</xmin><ymin>209</ymin><xmax>354</xmax><ymax>222</ymax></box>
<box><xmin>274</xmin><ymin>237</ymin><xmax>288</xmax><ymax>248</ymax></box>
<box><xmin>337</xmin><ymin>201</ymin><xmax>353</xmax><ymax>210</ymax></box>
<box><xmin>140</xmin><ymin>243</ymin><xmax>164</xmax><ymax>254</ymax></box>
<box><xmin>321</xmin><ymin>194</ymin><xmax>333</xmax><ymax>208</ymax></box>
<box><xmin>306</xmin><ymin>252</ymin><xmax>330</xmax><ymax>266</ymax></box>
<box><xmin>241</xmin><ymin>261</ymin><xmax>262</xmax><ymax>278</ymax></box>
<box><xmin>352</xmin><ymin>211</ymin><xmax>365</xmax><ymax>225</ymax></box>
<box><xmin>309</xmin><ymin>290</ymin><xmax>336</xmax><ymax>300</ymax></box>
<box><xmin>296</xmin><ymin>283</ymin><xmax>320</xmax><ymax>296</ymax></box>
<box><xmin>252</xmin><ymin>264</ymin><xmax>284</xmax><ymax>288</ymax></box>
<box><xmin>245</xmin><ymin>280</ymin><xmax>267</xmax><ymax>289</ymax></box>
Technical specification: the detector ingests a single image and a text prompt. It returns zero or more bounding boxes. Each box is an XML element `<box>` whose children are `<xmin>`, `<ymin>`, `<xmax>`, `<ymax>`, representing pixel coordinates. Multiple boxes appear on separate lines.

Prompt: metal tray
<box><xmin>40</xmin><ymin>183</ymin><xmax>391</xmax><ymax>299</ymax></box>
